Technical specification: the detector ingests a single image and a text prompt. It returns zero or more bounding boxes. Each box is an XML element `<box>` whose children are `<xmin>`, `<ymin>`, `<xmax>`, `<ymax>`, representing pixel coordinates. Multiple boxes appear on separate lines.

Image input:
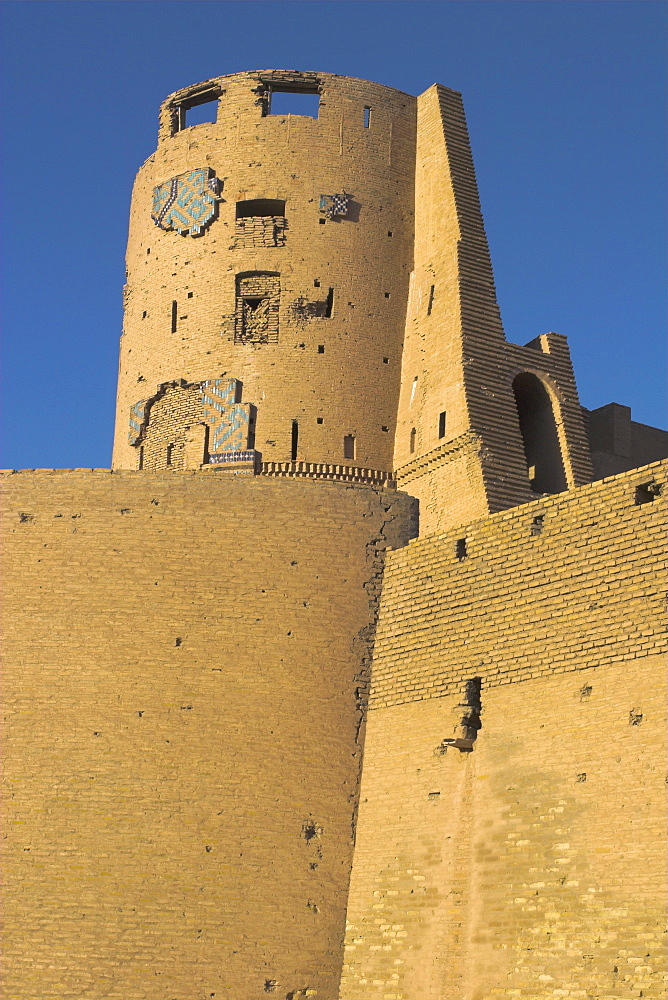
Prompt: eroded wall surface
<box><xmin>1</xmin><ymin>470</ymin><xmax>417</xmax><ymax>1000</ymax></box>
<box><xmin>114</xmin><ymin>70</ymin><xmax>416</xmax><ymax>474</ymax></box>
<box><xmin>340</xmin><ymin>461</ymin><xmax>667</xmax><ymax>999</ymax></box>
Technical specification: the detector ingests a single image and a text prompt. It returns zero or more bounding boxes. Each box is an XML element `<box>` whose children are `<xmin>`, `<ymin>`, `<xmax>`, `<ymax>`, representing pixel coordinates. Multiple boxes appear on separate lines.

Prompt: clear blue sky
<box><xmin>0</xmin><ymin>0</ymin><xmax>665</xmax><ymax>469</ymax></box>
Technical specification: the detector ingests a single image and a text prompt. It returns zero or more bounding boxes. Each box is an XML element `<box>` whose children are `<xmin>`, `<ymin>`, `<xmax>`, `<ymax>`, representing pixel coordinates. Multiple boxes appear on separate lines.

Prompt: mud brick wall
<box><xmin>340</xmin><ymin>461</ymin><xmax>667</xmax><ymax>999</ymax></box>
<box><xmin>114</xmin><ymin>71</ymin><xmax>417</xmax><ymax>473</ymax></box>
<box><xmin>136</xmin><ymin>381</ymin><xmax>202</xmax><ymax>470</ymax></box>
<box><xmin>234</xmin><ymin>215</ymin><xmax>287</xmax><ymax>249</ymax></box>
<box><xmin>1</xmin><ymin>470</ymin><xmax>417</xmax><ymax>1000</ymax></box>
<box><xmin>394</xmin><ymin>86</ymin><xmax>592</xmax><ymax>534</ymax></box>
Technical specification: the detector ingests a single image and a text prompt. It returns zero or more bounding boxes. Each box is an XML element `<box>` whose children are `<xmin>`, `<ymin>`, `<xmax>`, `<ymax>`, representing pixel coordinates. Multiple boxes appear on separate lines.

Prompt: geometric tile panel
<box><xmin>151</xmin><ymin>168</ymin><xmax>222</xmax><ymax>236</ymax></box>
<box><xmin>319</xmin><ymin>193</ymin><xmax>349</xmax><ymax>219</ymax></box>
<box><xmin>200</xmin><ymin>378</ymin><xmax>251</xmax><ymax>452</ymax></box>
<box><xmin>128</xmin><ymin>399</ymin><xmax>149</xmax><ymax>445</ymax></box>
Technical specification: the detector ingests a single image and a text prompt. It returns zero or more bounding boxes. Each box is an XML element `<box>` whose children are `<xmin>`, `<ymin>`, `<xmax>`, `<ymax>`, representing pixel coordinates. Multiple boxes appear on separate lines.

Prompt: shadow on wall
<box><xmin>512</xmin><ymin>372</ymin><xmax>567</xmax><ymax>494</ymax></box>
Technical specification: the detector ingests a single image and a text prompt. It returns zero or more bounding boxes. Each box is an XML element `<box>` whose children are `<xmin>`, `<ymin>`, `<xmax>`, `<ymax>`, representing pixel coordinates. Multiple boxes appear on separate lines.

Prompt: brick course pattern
<box><xmin>113</xmin><ymin>71</ymin><xmax>416</xmax><ymax>475</ymax></box>
<box><xmin>340</xmin><ymin>461</ymin><xmax>667</xmax><ymax>998</ymax></box>
<box><xmin>394</xmin><ymin>86</ymin><xmax>593</xmax><ymax>534</ymax></box>
<box><xmin>3</xmin><ymin>67</ymin><xmax>667</xmax><ymax>999</ymax></box>
<box><xmin>0</xmin><ymin>470</ymin><xmax>417</xmax><ymax>1000</ymax></box>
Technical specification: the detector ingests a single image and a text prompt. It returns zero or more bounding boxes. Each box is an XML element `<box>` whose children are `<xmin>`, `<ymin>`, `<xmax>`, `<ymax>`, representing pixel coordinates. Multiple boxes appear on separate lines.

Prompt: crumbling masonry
<box><xmin>2</xmin><ymin>71</ymin><xmax>667</xmax><ymax>1000</ymax></box>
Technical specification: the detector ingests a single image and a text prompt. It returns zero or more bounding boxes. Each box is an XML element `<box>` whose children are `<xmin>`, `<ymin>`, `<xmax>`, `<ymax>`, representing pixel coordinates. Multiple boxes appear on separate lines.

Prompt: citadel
<box><xmin>3</xmin><ymin>71</ymin><xmax>667</xmax><ymax>999</ymax></box>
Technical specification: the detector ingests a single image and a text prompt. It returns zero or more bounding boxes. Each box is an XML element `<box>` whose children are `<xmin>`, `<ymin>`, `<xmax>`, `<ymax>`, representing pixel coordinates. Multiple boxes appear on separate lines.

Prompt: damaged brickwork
<box><xmin>4</xmin><ymin>68</ymin><xmax>668</xmax><ymax>1000</ymax></box>
<box><xmin>340</xmin><ymin>462</ymin><xmax>667</xmax><ymax>999</ymax></box>
<box><xmin>112</xmin><ymin>70</ymin><xmax>416</xmax><ymax>474</ymax></box>
<box><xmin>233</xmin><ymin>215</ymin><xmax>287</xmax><ymax>249</ymax></box>
<box><xmin>235</xmin><ymin>273</ymin><xmax>281</xmax><ymax>344</ymax></box>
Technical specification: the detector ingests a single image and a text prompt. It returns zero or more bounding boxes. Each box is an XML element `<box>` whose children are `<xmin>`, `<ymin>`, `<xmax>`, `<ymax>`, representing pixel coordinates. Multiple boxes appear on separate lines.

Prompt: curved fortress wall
<box><xmin>2</xmin><ymin>471</ymin><xmax>417</xmax><ymax>1000</ymax></box>
<box><xmin>113</xmin><ymin>71</ymin><xmax>416</xmax><ymax>475</ymax></box>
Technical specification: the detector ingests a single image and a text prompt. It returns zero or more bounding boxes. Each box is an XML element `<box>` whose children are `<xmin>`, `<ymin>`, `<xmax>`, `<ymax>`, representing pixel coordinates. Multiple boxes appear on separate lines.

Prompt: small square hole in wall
<box><xmin>317</xmin><ymin>417</ymin><xmax>324</xmax><ymax>424</ymax></box>
<box><xmin>387</xmin><ymin>231</ymin><xmax>393</xmax><ymax>237</ymax></box>
<box><xmin>530</xmin><ymin>514</ymin><xmax>545</xmax><ymax>536</ymax></box>
<box><xmin>314</xmin><ymin>279</ymin><xmax>321</xmax><ymax>287</ymax></box>
<box><xmin>635</xmin><ymin>481</ymin><xmax>661</xmax><ymax>504</ymax></box>
<box><xmin>381</xmin><ymin>425</ymin><xmax>389</xmax><ymax>432</ymax></box>
<box><xmin>384</xmin><ymin>292</ymin><xmax>391</xmax><ymax>299</ymax></box>
<box><xmin>383</xmin><ymin>357</ymin><xmax>389</xmax><ymax>364</ymax></box>
<box><xmin>187</xmin><ymin>291</ymin><xmax>194</xmax><ymax>299</ymax></box>
<box><xmin>319</xmin><ymin>218</ymin><xmax>326</xmax><ymax>225</ymax></box>
<box><xmin>317</xmin><ymin>345</ymin><xmax>325</xmax><ymax>354</ymax></box>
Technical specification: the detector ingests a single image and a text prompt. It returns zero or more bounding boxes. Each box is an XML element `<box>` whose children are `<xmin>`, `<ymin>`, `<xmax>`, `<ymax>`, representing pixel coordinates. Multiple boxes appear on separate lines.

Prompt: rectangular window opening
<box><xmin>236</xmin><ymin>199</ymin><xmax>286</xmax><ymax>219</ymax></box>
<box><xmin>291</xmin><ymin>420</ymin><xmax>299</xmax><ymax>461</ymax></box>
<box><xmin>384</xmin><ymin>291</ymin><xmax>391</xmax><ymax>299</ymax></box>
<box><xmin>325</xmin><ymin>287</ymin><xmax>334</xmax><ymax>319</ymax></box>
<box><xmin>171</xmin><ymin>300</ymin><xmax>178</xmax><ymax>333</ymax></box>
<box><xmin>456</xmin><ymin>537</ymin><xmax>468</xmax><ymax>561</ymax></box>
<box><xmin>166</xmin><ymin>444</ymin><xmax>174</xmax><ymax>467</ymax></box>
<box><xmin>383</xmin><ymin>357</ymin><xmax>389</xmax><ymax>364</ymax></box>
<box><xmin>363</xmin><ymin>106</ymin><xmax>371</xmax><ymax>128</ymax></box>
<box><xmin>438</xmin><ymin>411</ymin><xmax>447</xmax><ymax>439</ymax></box>
<box><xmin>138</xmin><ymin>446</ymin><xmax>144</xmax><ymax>471</ymax></box>
<box><xmin>317</xmin><ymin>345</ymin><xmax>325</xmax><ymax>354</ymax></box>
<box><xmin>317</xmin><ymin>416</ymin><xmax>324</xmax><ymax>424</ymax></box>
<box><xmin>235</xmin><ymin>272</ymin><xmax>280</xmax><ymax>344</ymax></box>
<box><xmin>268</xmin><ymin>87</ymin><xmax>320</xmax><ymax>118</ymax></box>
<box><xmin>427</xmin><ymin>284</ymin><xmax>435</xmax><ymax>315</ymax></box>
<box><xmin>176</xmin><ymin>90</ymin><xmax>221</xmax><ymax>131</ymax></box>
<box><xmin>343</xmin><ymin>435</ymin><xmax>356</xmax><ymax>461</ymax></box>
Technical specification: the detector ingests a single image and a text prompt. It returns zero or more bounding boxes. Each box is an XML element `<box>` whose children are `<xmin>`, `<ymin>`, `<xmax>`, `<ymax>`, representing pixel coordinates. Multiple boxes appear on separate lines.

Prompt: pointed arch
<box><xmin>512</xmin><ymin>372</ymin><xmax>567</xmax><ymax>494</ymax></box>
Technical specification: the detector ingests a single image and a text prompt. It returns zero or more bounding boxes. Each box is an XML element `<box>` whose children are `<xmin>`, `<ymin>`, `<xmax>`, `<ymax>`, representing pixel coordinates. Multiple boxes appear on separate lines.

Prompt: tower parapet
<box><xmin>113</xmin><ymin>70</ymin><xmax>417</xmax><ymax>481</ymax></box>
<box><xmin>114</xmin><ymin>70</ymin><xmax>605</xmax><ymax>536</ymax></box>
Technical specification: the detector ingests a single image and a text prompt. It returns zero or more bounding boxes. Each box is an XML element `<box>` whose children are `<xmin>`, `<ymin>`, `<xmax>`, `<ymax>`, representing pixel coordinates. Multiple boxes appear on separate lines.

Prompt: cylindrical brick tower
<box><xmin>113</xmin><ymin>70</ymin><xmax>416</xmax><ymax>478</ymax></box>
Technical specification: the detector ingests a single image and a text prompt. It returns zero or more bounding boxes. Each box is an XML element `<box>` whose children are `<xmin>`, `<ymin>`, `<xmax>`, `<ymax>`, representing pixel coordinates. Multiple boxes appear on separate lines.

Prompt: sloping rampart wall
<box><xmin>340</xmin><ymin>462</ymin><xmax>667</xmax><ymax>999</ymax></box>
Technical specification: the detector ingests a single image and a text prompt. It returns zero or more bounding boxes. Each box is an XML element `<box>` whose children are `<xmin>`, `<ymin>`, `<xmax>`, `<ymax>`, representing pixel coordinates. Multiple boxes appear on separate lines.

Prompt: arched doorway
<box><xmin>512</xmin><ymin>372</ymin><xmax>567</xmax><ymax>493</ymax></box>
